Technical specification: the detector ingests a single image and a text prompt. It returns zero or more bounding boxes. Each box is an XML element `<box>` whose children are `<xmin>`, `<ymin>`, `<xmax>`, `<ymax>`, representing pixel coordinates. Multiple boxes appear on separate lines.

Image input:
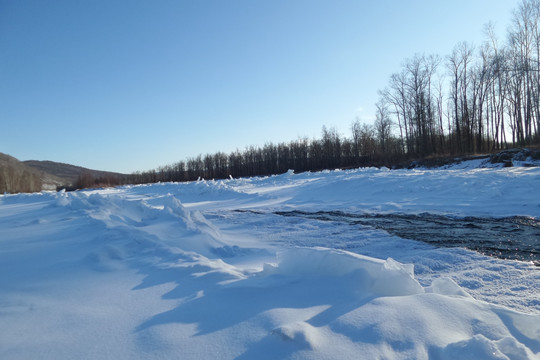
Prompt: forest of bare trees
<box><xmin>0</xmin><ymin>153</ymin><xmax>42</xmax><ymax>193</ymax></box>
<box><xmin>128</xmin><ymin>130</ymin><xmax>384</xmax><ymax>185</ymax></box>
<box><xmin>117</xmin><ymin>0</ymin><xmax>538</xmax><ymax>186</ymax></box>
<box><xmin>0</xmin><ymin>167</ymin><xmax>42</xmax><ymax>193</ymax></box>
<box><xmin>380</xmin><ymin>0</ymin><xmax>540</xmax><ymax>157</ymax></box>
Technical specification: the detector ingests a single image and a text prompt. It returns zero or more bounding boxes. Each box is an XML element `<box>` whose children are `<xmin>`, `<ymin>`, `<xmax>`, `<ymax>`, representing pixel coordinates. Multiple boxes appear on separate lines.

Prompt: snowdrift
<box><xmin>1</xmin><ymin>164</ymin><xmax>539</xmax><ymax>359</ymax></box>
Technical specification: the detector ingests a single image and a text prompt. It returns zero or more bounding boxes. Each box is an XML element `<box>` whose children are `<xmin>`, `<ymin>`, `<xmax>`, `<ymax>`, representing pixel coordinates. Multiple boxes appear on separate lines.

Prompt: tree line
<box><xmin>128</xmin><ymin>126</ymin><xmax>400</xmax><ymax>185</ymax></box>
<box><xmin>77</xmin><ymin>0</ymin><xmax>540</xmax><ymax>189</ymax></box>
<box><xmin>75</xmin><ymin>122</ymin><xmax>399</xmax><ymax>188</ymax></box>
<box><xmin>0</xmin><ymin>166</ymin><xmax>42</xmax><ymax>193</ymax></box>
<box><xmin>0</xmin><ymin>153</ymin><xmax>43</xmax><ymax>194</ymax></box>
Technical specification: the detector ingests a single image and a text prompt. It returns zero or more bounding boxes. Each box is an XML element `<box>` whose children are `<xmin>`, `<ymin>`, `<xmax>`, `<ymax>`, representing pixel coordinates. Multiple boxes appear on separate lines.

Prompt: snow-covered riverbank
<box><xmin>1</xmin><ymin>161</ymin><xmax>539</xmax><ymax>359</ymax></box>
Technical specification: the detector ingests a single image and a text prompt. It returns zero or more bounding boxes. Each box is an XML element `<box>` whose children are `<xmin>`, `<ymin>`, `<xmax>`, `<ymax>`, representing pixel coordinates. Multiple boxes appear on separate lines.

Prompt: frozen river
<box><xmin>274</xmin><ymin>210</ymin><xmax>540</xmax><ymax>265</ymax></box>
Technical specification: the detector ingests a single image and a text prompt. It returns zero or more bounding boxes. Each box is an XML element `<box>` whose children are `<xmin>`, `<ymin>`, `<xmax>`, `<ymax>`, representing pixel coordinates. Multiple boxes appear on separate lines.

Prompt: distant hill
<box><xmin>1</xmin><ymin>152</ymin><xmax>129</xmax><ymax>193</ymax></box>
<box><xmin>23</xmin><ymin>160</ymin><xmax>126</xmax><ymax>187</ymax></box>
<box><xmin>0</xmin><ymin>152</ymin><xmax>55</xmax><ymax>193</ymax></box>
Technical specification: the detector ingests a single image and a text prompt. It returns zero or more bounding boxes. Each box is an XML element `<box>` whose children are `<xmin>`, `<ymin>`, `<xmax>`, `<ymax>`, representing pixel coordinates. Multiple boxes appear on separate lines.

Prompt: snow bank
<box><xmin>1</xmin><ymin>163</ymin><xmax>539</xmax><ymax>359</ymax></box>
<box><xmin>234</xmin><ymin>246</ymin><xmax>538</xmax><ymax>359</ymax></box>
<box><xmin>231</xmin><ymin>246</ymin><xmax>538</xmax><ymax>359</ymax></box>
<box><xmin>54</xmin><ymin>191</ymin><xmax>228</xmax><ymax>257</ymax></box>
<box><xmin>262</xmin><ymin>247</ymin><xmax>424</xmax><ymax>297</ymax></box>
<box><xmin>186</xmin><ymin>161</ymin><xmax>540</xmax><ymax>218</ymax></box>
<box><xmin>330</xmin><ymin>292</ymin><xmax>540</xmax><ymax>360</ymax></box>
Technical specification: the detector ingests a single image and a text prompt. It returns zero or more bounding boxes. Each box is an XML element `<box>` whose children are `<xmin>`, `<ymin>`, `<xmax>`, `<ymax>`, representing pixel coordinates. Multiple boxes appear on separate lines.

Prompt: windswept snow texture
<box><xmin>1</xmin><ymin>163</ymin><xmax>539</xmax><ymax>359</ymax></box>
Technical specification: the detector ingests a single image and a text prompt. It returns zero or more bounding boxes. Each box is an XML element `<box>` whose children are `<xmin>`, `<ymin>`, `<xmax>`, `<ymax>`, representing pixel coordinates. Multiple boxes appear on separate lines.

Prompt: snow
<box><xmin>1</xmin><ymin>161</ymin><xmax>539</xmax><ymax>359</ymax></box>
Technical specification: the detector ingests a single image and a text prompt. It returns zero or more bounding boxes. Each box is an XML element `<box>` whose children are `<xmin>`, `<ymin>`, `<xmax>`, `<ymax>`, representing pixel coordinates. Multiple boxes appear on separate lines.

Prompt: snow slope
<box><xmin>1</xmin><ymin>162</ymin><xmax>539</xmax><ymax>359</ymax></box>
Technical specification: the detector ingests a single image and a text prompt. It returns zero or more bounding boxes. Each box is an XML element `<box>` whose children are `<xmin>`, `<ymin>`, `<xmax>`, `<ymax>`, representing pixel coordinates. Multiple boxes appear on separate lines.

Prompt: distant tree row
<box><xmin>0</xmin><ymin>166</ymin><xmax>42</xmax><ymax>193</ymax></box>
<box><xmin>128</xmin><ymin>123</ymin><xmax>405</xmax><ymax>185</ymax></box>
<box><xmin>73</xmin><ymin>172</ymin><xmax>133</xmax><ymax>190</ymax></box>
<box><xmin>73</xmin><ymin>0</ymin><xmax>540</xmax><ymax>190</ymax></box>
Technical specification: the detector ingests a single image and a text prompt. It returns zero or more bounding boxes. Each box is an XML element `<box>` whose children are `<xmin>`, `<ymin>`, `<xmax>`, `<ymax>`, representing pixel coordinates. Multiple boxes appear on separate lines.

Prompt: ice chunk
<box><xmin>426</xmin><ymin>277</ymin><xmax>472</xmax><ymax>298</ymax></box>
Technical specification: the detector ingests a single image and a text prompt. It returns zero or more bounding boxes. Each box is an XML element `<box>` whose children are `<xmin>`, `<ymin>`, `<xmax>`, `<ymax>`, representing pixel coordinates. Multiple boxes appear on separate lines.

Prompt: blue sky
<box><xmin>1</xmin><ymin>0</ymin><xmax>519</xmax><ymax>173</ymax></box>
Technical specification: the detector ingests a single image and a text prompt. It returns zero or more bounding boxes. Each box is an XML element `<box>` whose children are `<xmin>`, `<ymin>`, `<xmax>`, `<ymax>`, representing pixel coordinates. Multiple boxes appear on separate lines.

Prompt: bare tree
<box><xmin>374</xmin><ymin>99</ymin><xmax>393</xmax><ymax>156</ymax></box>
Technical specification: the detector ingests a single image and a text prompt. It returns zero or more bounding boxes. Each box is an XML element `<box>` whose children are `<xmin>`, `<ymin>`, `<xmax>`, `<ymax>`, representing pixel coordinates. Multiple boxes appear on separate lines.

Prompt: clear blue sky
<box><xmin>1</xmin><ymin>0</ymin><xmax>519</xmax><ymax>173</ymax></box>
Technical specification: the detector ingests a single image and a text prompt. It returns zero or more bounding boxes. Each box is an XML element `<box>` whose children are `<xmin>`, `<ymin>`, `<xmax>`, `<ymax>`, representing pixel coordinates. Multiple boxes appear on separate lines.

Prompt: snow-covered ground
<box><xmin>1</xmin><ymin>160</ymin><xmax>539</xmax><ymax>359</ymax></box>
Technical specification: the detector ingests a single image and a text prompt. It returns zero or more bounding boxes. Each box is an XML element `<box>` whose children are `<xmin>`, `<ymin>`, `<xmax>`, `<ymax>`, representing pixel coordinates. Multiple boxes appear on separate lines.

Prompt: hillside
<box><xmin>0</xmin><ymin>152</ymin><xmax>59</xmax><ymax>192</ymax></box>
<box><xmin>23</xmin><ymin>160</ymin><xmax>126</xmax><ymax>188</ymax></box>
<box><xmin>1</xmin><ymin>152</ymin><xmax>129</xmax><ymax>193</ymax></box>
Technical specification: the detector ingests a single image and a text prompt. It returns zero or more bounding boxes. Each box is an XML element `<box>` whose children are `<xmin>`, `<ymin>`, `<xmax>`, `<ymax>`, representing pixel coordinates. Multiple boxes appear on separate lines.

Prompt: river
<box><xmin>274</xmin><ymin>210</ymin><xmax>540</xmax><ymax>266</ymax></box>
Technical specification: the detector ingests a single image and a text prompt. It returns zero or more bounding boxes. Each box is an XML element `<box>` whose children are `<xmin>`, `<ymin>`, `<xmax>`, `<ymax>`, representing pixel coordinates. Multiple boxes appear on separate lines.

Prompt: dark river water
<box><xmin>274</xmin><ymin>210</ymin><xmax>540</xmax><ymax>266</ymax></box>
